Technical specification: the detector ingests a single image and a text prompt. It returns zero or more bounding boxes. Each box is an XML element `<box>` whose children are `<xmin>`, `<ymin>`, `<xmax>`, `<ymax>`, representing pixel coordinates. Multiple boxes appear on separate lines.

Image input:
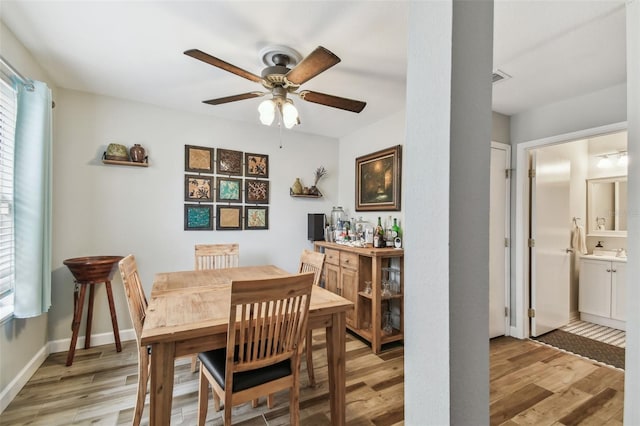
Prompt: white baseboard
<box><xmin>0</xmin><ymin>328</ymin><xmax>136</xmax><ymax>414</ymax></box>
<box><xmin>0</xmin><ymin>344</ymin><xmax>47</xmax><ymax>413</ymax></box>
<box><xmin>48</xmin><ymin>329</ymin><xmax>136</xmax><ymax>354</ymax></box>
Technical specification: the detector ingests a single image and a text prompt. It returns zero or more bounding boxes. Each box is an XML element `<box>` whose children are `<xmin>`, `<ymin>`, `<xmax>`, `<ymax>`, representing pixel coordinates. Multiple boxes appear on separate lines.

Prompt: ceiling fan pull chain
<box><xmin>279</xmin><ymin>114</ymin><xmax>283</xmax><ymax>149</ymax></box>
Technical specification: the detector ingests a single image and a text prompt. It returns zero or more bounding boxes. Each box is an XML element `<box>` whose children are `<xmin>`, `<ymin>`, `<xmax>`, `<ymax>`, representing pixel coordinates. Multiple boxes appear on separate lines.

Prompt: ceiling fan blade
<box><xmin>203</xmin><ymin>92</ymin><xmax>264</xmax><ymax>105</ymax></box>
<box><xmin>184</xmin><ymin>49</ymin><xmax>262</xmax><ymax>83</ymax></box>
<box><xmin>299</xmin><ymin>90</ymin><xmax>366</xmax><ymax>113</ymax></box>
<box><xmin>285</xmin><ymin>46</ymin><xmax>341</xmax><ymax>86</ymax></box>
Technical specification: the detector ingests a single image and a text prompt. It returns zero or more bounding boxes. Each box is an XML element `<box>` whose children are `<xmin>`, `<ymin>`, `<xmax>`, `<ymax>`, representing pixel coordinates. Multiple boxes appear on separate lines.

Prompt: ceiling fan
<box><xmin>184</xmin><ymin>45</ymin><xmax>366</xmax><ymax>128</ymax></box>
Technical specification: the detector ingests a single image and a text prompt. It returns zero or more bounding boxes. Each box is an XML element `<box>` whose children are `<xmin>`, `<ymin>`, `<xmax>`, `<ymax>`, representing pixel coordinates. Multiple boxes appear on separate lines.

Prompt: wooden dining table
<box><xmin>141</xmin><ymin>265</ymin><xmax>353</xmax><ymax>425</ymax></box>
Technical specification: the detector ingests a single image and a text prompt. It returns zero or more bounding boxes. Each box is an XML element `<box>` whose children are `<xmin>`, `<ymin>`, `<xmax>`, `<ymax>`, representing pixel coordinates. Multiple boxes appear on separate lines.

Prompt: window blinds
<box><xmin>0</xmin><ymin>77</ymin><xmax>16</xmax><ymax>298</ymax></box>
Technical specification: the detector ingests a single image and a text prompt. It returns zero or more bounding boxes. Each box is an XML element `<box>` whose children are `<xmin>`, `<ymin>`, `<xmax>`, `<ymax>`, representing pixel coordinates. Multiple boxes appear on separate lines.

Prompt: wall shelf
<box><xmin>102</xmin><ymin>159</ymin><xmax>148</xmax><ymax>168</ymax></box>
<box><xmin>290</xmin><ymin>188</ymin><xmax>322</xmax><ymax>198</ymax></box>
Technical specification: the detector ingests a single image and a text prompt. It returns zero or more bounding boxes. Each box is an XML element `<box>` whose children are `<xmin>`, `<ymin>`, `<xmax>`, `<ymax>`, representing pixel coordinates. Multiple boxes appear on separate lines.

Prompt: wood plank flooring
<box><xmin>1</xmin><ymin>333</ymin><xmax>624</xmax><ymax>425</ymax></box>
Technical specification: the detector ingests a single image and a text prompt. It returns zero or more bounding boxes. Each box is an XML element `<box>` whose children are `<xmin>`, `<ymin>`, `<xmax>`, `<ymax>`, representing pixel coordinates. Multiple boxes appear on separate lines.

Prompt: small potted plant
<box><xmin>309</xmin><ymin>166</ymin><xmax>327</xmax><ymax>196</ymax></box>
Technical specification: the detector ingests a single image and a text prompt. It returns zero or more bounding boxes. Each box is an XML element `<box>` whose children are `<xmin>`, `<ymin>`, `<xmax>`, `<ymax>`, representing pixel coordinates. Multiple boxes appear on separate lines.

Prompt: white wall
<box><xmin>624</xmin><ymin>1</ymin><xmax>640</xmax><ymax>423</ymax></box>
<box><xmin>47</xmin><ymin>88</ymin><xmax>340</xmax><ymax>342</ymax></box>
<box><xmin>338</xmin><ymin>109</ymin><xmax>406</xmax><ymax>230</ymax></box>
<box><xmin>511</xmin><ymin>83</ymin><xmax>626</xmax><ymax>145</ymax></box>
<box><xmin>0</xmin><ymin>21</ymin><xmax>55</xmax><ymax>407</ymax></box>
<box><xmin>492</xmin><ymin>111</ymin><xmax>511</xmax><ymax>144</ymax></box>
<box><xmin>511</xmin><ymin>2</ymin><xmax>639</xmax><ymax>421</ymax></box>
<box><xmin>404</xmin><ymin>1</ymin><xmax>492</xmax><ymax>423</ymax></box>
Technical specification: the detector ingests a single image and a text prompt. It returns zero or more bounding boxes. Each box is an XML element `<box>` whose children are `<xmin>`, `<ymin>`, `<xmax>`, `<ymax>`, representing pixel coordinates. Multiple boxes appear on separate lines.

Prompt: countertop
<box><xmin>580</xmin><ymin>254</ymin><xmax>627</xmax><ymax>262</ymax></box>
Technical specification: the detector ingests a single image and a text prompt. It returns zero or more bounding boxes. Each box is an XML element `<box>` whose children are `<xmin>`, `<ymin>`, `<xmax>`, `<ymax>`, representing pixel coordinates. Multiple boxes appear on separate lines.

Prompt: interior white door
<box><xmin>490</xmin><ymin>143</ymin><xmax>510</xmax><ymax>338</ymax></box>
<box><xmin>530</xmin><ymin>148</ymin><xmax>571</xmax><ymax>337</ymax></box>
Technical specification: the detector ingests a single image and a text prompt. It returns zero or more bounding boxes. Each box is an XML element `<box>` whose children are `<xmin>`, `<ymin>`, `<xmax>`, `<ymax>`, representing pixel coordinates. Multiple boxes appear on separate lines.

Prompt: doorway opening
<box><xmin>512</xmin><ymin>122</ymin><xmax>628</xmax><ymax>340</ymax></box>
<box><xmin>515</xmin><ymin>123</ymin><xmax>628</xmax><ymax>369</ymax></box>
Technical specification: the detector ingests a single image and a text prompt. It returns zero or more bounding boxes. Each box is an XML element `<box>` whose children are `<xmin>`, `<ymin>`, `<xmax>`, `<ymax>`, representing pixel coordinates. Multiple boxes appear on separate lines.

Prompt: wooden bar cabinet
<box><xmin>314</xmin><ymin>241</ymin><xmax>404</xmax><ymax>353</ymax></box>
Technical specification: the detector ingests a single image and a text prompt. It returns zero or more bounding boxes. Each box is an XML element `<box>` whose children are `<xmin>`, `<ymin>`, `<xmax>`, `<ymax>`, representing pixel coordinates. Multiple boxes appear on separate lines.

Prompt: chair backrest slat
<box><xmin>195</xmin><ymin>243</ymin><xmax>239</xmax><ymax>270</ymax></box>
<box><xmin>118</xmin><ymin>255</ymin><xmax>147</xmax><ymax>345</ymax></box>
<box><xmin>298</xmin><ymin>249</ymin><xmax>325</xmax><ymax>286</ymax></box>
<box><xmin>227</xmin><ymin>272</ymin><xmax>314</xmax><ymax>374</ymax></box>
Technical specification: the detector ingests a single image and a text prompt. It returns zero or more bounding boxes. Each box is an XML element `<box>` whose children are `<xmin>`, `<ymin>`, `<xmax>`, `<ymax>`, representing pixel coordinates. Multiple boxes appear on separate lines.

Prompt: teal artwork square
<box><xmin>220</xmin><ymin>180</ymin><xmax>239</xmax><ymax>200</ymax></box>
<box><xmin>216</xmin><ymin>177</ymin><xmax>242</xmax><ymax>203</ymax></box>
<box><xmin>184</xmin><ymin>205</ymin><xmax>213</xmax><ymax>230</ymax></box>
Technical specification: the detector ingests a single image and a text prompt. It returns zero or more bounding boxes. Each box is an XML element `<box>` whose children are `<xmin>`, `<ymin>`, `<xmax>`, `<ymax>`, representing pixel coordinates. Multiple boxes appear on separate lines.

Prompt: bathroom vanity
<box><xmin>579</xmin><ymin>253</ymin><xmax>627</xmax><ymax>330</ymax></box>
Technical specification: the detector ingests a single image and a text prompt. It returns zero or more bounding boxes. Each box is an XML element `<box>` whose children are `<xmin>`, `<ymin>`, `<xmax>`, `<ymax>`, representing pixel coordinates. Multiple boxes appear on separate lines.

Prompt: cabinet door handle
<box><xmin>612</xmin><ymin>269</ymin><xmax>617</xmax><ymax>273</ymax></box>
<box><xmin>607</xmin><ymin>269</ymin><xmax>611</xmax><ymax>272</ymax></box>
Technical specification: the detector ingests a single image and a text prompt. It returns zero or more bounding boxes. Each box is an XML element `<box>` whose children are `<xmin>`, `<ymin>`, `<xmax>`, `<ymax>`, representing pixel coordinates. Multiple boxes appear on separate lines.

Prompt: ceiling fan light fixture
<box><xmin>258</xmin><ymin>99</ymin><xmax>276</xmax><ymax>126</ymax></box>
<box><xmin>282</xmin><ymin>100</ymin><xmax>299</xmax><ymax>129</ymax></box>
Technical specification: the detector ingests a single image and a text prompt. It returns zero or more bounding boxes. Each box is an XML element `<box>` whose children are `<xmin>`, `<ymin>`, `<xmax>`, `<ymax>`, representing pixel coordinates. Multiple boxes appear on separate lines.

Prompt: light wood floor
<box><xmin>1</xmin><ymin>333</ymin><xmax>624</xmax><ymax>425</ymax></box>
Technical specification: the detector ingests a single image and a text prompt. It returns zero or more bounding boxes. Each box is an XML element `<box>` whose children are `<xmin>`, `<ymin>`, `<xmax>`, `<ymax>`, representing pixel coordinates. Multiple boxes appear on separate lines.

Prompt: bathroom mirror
<box><xmin>587</xmin><ymin>176</ymin><xmax>627</xmax><ymax>236</ymax></box>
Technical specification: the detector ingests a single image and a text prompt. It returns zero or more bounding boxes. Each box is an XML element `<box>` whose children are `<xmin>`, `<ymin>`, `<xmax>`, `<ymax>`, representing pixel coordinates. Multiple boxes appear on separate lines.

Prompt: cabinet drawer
<box><xmin>325</xmin><ymin>249</ymin><xmax>340</xmax><ymax>265</ymax></box>
<box><xmin>340</xmin><ymin>252</ymin><xmax>359</xmax><ymax>269</ymax></box>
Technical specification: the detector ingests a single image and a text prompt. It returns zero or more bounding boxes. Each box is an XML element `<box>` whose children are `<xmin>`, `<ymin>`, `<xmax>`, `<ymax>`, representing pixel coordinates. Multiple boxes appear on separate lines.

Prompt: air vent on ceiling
<box><xmin>492</xmin><ymin>69</ymin><xmax>512</xmax><ymax>84</ymax></box>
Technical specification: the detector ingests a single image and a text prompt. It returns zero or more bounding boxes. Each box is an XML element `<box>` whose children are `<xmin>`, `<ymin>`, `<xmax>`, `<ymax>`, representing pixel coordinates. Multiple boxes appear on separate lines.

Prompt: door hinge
<box><xmin>528</xmin><ymin>238</ymin><xmax>535</xmax><ymax>247</ymax></box>
<box><xmin>505</xmin><ymin>237</ymin><xmax>509</xmax><ymax>248</ymax></box>
<box><xmin>505</xmin><ymin>168</ymin><xmax>511</xmax><ymax>179</ymax></box>
<box><xmin>528</xmin><ymin>308</ymin><xmax>536</xmax><ymax>318</ymax></box>
<box><xmin>529</xmin><ymin>169</ymin><xmax>536</xmax><ymax>178</ymax></box>
<box><xmin>505</xmin><ymin>307</ymin><xmax>509</xmax><ymax>317</ymax></box>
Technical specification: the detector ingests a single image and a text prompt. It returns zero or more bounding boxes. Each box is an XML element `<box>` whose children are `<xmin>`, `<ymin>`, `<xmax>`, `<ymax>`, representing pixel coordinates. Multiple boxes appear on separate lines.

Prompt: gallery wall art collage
<box><xmin>184</xmin><ymin>145</ymin><xmax>269</xmax><ymax>231</ymax></box>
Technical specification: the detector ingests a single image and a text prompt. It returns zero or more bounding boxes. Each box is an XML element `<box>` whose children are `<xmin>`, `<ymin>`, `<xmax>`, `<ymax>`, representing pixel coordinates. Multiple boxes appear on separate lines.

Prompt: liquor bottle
<box><xmin>392</xmin><ymin>218</ymin><xmax>400</xmax><ymax>238</ymax></box>
<box><xmin>374</xmin><ymin>217</ymin><xmax>385</xmax><ymax>248</ymax></box>
<box><xmin>385</xmin><ymin>215</ymin><xmax>393</xmax><ymax>247</ymax></box>
<box><xmin>392</xmin><ymin>218</ymin><xmax>402</xmax><ymax>248</ymax></box>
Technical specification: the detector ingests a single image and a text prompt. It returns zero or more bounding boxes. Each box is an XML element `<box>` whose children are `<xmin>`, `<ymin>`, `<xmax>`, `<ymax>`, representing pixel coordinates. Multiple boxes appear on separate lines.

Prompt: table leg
<box><xmin>325</xmin><ymin>311</ymin><xmax>346</xmax><ymax>426</ymax></box>
<box><xmin>104</xmin><ymin>280</ymin><xmax>122</xmax><ymax>352</ymax></box>
<box><xmin>149</xmin><ymin>342</ymin><xmax>176</xmax><ymax>426</ymax></box>
<box><xmin>84</xmin><ymin>283</ymin><xmax>95</xmax><ymax>349</ymax></box>
<box><xmin>66</xmin><ymin>283</ymin><xmax>87</xmax><ymax>366</ymax></box>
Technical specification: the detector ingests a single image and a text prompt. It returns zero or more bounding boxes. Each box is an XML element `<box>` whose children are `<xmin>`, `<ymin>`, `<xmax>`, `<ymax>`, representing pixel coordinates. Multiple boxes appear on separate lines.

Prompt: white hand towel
<box><xmin>571</xmin><ymin>223</ymin><xmax>587</xmax><ymax>254</ymax></box>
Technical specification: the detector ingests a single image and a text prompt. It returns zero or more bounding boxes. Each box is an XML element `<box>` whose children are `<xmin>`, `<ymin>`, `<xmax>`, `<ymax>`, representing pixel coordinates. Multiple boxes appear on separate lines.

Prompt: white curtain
<box><xmin>13</xmin><ymin>79</ymin><xmax>52</xmax><ymax>318</ymax></box>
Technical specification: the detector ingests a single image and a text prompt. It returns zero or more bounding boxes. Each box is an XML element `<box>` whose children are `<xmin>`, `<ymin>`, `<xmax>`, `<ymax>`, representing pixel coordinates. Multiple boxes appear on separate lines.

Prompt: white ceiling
<box><xmin>0</xmin><ymin>1</ymin><xmax>627</xmax><ymax>139</ymax></box>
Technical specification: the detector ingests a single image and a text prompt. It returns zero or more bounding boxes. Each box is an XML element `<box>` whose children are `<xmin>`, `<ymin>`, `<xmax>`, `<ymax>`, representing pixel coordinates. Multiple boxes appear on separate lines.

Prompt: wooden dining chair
<box><xmin>118</xmin><ymin>254</ymin><xmax>150</xmax><ymax>426</ymax></box>
<box><xmin>119</xmin><ymin>254</ymin><xmax>199</xmax><ymax>425</ymax></box>
<box><xmin>192</xmin><ymin>243</ymin><xmax>240</xmax><ymax>372</ymax></box>
<box><xmin>298</xmin><ymin>249</ymin><xmax>326</xmax><ymax>387</ymax></box>
<box><xmin>194</xmin><ymin>243</ymin><xmax>239</xmax><ymax>270</ymax></box>
<box><xmin>197</xmin><ymin>272</ymin><xmax>314</xmax><ymax>426</ymax></box>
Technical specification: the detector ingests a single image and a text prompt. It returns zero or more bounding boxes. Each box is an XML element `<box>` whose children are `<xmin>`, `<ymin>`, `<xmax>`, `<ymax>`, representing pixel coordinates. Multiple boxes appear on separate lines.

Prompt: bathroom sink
<box><xmin>592</xmin><ymin>249</ymin><xmax>618</xmax><ymax>257</ymax></box>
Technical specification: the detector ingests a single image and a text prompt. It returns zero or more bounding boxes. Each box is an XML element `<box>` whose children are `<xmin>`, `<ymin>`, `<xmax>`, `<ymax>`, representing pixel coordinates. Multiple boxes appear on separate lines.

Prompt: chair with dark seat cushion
<box><xmin>197</xmin><ymin>272</ymin><xmax>314</xmax><ymax>426</ymax></box>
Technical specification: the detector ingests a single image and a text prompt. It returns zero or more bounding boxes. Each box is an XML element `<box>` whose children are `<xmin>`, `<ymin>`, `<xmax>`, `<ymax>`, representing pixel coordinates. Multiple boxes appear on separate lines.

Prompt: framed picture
<box><xmin>185</xmin><ymin>145</ymin><xmax>214</xmax><ymax>174</ymax></box>
<box><xmin>355</xmin><ymin>145</ymin><xmax>402</xmax><ymax>211</ymax></box>
<box><xmin>184</xmin><ymin>204</ymin><xmax>213</xmax><ymax>230</ymax></box>
<box><xmin>245</xmin><ymin>153</ymin><xmax>269</xmax><ymax>178</ymax></box>
<box><xmin>217</xmin><ymin>148</ymin><xmax>243</xmax><ymax>176</ymax></box>
<box><xmin>216</xmin><ymin>177</ymin><xmax>242</xmax><ymax>203</ymax></box>
<box><xmin>245</xmin><ymin>206</ymin><xmax>269</xmax><ymax>230</ymax></box>
<box><xmin>216</xmin><ymin>205</ymin><xmax>242</xmax><ymax>230</ymax></box>
<box><xmin>185</xmin><ymin>174</ymin><xmax>213</xmax><ymax>202</ymax></box>
<box><xmin>245</xmin><ymin>179</ymin><xmax>269</xmax><ymax>204</ymax></box>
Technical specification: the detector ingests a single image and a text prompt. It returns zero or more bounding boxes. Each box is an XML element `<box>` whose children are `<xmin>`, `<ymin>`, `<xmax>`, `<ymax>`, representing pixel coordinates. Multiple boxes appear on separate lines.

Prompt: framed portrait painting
<box><xmin>184</xmin><ymin>174</ymin><xmax>213</xmax><ymax>202</ymax></box>
<box><xmin>216</xmin><ymin>205</ymin><xmax>243</xmax><ymax>230</ymax></box>
<box><xmin>355</xmin><ymin>145</ymin><xmax>402</xmax><ymax>211</ymax></box>
<box><xmin>184</xmin><ymin>204</ymin><xmax>213</xmax><ymax>230</ymax></box>
<box><xmin>185</xmin><ymin>145</ymin><xmax>214</xmax><ymax>174</ymax></box>
<box><xmin>245</xmin><ymin>206</ymin><xmax>269</xmax><ymax>230</ymax></box>
<box><xmin>245</xmin><ymin>153</ymin><xmax>269</xmax><ymax>178</ymax></box>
